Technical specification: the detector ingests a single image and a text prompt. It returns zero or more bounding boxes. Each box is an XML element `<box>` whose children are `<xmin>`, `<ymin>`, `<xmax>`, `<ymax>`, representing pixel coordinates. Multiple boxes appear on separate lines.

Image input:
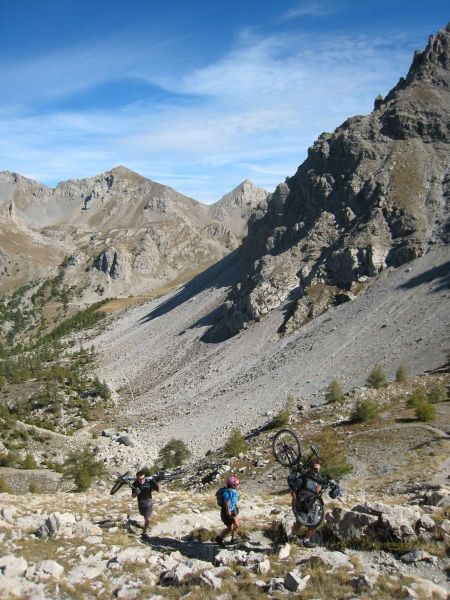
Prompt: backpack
<box><xmin>216</xmin><ymin>486</ymin><xmax>227</xmax><ymax>507</ymax></box>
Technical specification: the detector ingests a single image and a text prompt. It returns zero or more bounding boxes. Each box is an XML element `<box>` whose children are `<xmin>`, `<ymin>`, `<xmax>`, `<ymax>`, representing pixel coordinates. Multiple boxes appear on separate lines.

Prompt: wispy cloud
<box><xmin>281</xmin><ymin>1</ymin><xmax>337</xmax><ymax>20</ymax></box>
<box><xmin>0</xmin><ymin>25</ymin><xmax>420</xmax><ymax>201</ymax></box>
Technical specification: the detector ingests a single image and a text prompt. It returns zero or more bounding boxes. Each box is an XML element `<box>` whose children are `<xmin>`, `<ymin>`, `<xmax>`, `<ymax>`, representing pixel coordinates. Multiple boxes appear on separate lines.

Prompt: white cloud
<box><xmin>0</xmin><ymin>25</ymin><xmax>420</xmax><ymax>201</ymax></box>
<box><xmin>282</xmin><ymin>1</ymin><xmax>337</xmax><ymax>20</ymax></box>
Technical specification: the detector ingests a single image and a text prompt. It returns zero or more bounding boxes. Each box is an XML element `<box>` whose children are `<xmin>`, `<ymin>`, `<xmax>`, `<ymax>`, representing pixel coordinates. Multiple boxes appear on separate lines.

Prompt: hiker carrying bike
<box><xmin>215</xmin><ymin>476</ymin><xmax>240</xmax><ymax>548</ymax></box>
<box><xmin>288</xmin><ymin>461</ymin><xmax>324</xmax><ymax>548</ymax></box>
<box><xmin>131</xmin><ymin>469</ymin><xmax>161</xmax><ymax>537</ymax></box>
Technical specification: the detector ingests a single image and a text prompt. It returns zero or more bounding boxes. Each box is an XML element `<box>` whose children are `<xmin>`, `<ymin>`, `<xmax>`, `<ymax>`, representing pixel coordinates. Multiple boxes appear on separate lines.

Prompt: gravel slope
<box><xmin>94</xmin><ymin>244</ymin><xmax>450</xmax><ymax>459</ymax></box>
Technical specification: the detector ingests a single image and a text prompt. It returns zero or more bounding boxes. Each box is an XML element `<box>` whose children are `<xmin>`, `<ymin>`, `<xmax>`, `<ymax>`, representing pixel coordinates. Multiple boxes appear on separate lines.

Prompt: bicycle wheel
<box><xmin>272</xmin><ymin>429</ymin><xmax>302</xmax><ymax>467</ymax></box>
<box><xmin>293</xmin><ymin>491</ymin><xmax>324</xmax><ymax>528</ymax></box>
<box><xmin>110</xmin><ymin>471</ymin><xmax>132</xmax><ymax>495</ymax></box>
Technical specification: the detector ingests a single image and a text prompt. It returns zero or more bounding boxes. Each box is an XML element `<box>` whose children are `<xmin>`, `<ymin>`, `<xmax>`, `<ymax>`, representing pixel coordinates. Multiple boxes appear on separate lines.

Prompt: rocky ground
<box><xmin>1</xmin><ymin>372</ymin><xmax>449</xmax><ymax>599</ymax></box>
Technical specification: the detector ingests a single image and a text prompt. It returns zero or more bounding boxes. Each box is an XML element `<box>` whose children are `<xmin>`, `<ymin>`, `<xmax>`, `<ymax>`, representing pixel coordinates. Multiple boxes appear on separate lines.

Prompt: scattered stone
<box><xmin>200</xmin><ymin>569</ymin><xmax>222</xmax><ymax>589</ymax></box>
<box><xmin>400</xmin><ymin>550</ymin><xmax>436</xmax><ymax>564</ymax></box>
<box><xmin>0</xmin><ymin>555</ymin><xmax>28</xmax><ymax>577</ymax></box>
<box><xmin>161</xmin><ymin>562</ymin><xmax>193</xmax><ymax>585</ymax></box>
<box><xmin>34</xmin><ymin>559</ymin><xmax>64</xmax><ymax>579</ymax></box>
<box><xmin>278</xmin><ymin>543</ymin><xmax>291</xmax><ymax>560</ymax></box>
<box><xmin>284</xmin><ymin>570</ymin><xmax>310</xmax><ymax>592</ymax></box>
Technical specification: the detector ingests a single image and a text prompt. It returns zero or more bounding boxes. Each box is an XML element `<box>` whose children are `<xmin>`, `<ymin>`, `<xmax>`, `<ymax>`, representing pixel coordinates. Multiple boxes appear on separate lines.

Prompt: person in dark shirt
<box><xmin>131</xmin><ymin>470</ymin><xmax>161</xmax><ymax>536</ymax></box>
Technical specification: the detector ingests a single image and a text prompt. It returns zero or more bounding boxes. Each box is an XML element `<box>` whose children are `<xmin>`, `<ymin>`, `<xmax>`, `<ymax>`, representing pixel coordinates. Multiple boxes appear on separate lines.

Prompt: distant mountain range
<box><xmin>0</xmin><ymin>167</ymin><xmax>269</xmax><ymax>298</ymax></box>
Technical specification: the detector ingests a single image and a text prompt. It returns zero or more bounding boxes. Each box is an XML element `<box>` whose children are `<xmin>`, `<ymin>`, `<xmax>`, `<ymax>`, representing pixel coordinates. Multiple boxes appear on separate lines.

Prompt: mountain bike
<box><xmin>272</xmin><ymin>429</ymin><xmax>341</xmax><ymax>527</ymax></box>
<box><xmin>109</xmin><ymin>469</ymin><xmax>181</xmax><ymax>495</ymax></box>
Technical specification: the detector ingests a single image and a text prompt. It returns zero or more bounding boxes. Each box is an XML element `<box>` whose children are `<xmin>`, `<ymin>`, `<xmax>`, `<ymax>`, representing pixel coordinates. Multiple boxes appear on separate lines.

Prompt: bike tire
<box><xmin>110</xmin><ymin>471</ymin><xmax>132</xmax><ymax>495</ymax></box>
<box><xmin>293</xmin><ymin>491</ymin><xmax>324</xmax><ymax>528</ymax></box>
<box><xmin>272</xmin><ymin>428</ymin><xmax>302</xmax><ymax>467</ymax></box>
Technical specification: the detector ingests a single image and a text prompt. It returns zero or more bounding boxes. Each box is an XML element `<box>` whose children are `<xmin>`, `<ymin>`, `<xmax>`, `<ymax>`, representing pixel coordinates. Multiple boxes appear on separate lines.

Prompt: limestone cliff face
<box><xmin>0</xmin><ymin>166</ymin><xmax>267</xmax><ymax>297</ymax></box>
<box><xmin>218</xmin><ymin>24</ymin><xmax>450</xmax><ymax>337</ymax></box>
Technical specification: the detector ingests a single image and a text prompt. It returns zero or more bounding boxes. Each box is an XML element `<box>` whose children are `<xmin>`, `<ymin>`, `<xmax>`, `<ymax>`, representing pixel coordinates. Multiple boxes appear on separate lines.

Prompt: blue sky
<box><xmin>0</xmin><ymin>1</ymin><xmax>448</xmax><ymax>202</ymax></box>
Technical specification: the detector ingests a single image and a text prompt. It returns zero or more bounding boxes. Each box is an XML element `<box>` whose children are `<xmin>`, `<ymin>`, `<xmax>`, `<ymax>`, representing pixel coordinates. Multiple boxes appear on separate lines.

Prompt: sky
<box><xmin>0</xmin><ymin>1</ymin><xmax>448</xmax><ymax>202</ymax></box>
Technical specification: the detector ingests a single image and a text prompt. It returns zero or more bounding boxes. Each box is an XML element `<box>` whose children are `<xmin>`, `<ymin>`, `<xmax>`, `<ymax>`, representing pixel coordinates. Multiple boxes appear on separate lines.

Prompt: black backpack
<box><xmin>216</xmin><ymin>486</ymin><xmax>227</xmax><ymax>507</ymax></box>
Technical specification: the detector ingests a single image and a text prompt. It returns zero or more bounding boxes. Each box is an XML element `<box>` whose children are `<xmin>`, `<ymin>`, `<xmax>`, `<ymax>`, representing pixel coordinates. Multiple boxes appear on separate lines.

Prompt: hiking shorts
<box><xmin>220</xmin><ymin>507</ymin><xmax>238</xmax><ymax>527</ymax></box>
<box><xmin>138</xmin><ymin>499</ymin><xmax>153</xmax><ymax>518</ymax></box>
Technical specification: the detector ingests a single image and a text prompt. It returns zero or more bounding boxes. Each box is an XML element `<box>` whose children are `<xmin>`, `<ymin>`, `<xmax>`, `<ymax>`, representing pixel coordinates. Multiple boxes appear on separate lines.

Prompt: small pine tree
<box><xmin>63</xmin><ymin>446</ymin><xmax>106</xmax><ymax>492</ymax></box>
<box><xmin>407</xmin><ymin>389</ymin><xmax>427</xmax><ymax>408</ymax></box>
<box><xmin>367</xmin><ymin>366</ymin><xmax>387</xmax><ymax>389</ymax></box>
<box><xmin>157</xmin><ymin>438</ymin><xmax>191</xmax><ymax>469</ymax></box>
<box><xmin>428</xmin><ymin>384</ymin><xmax>447</xmax><ymax>404</ymax></box>
<box><xmin>352</xmin><ymin>399</ymin><xmax>378</xmax><ymax>423</ymax></box>
<box><xmin>0</xmin><ymin>476</ymin><xmax>12</xmax><ymax>493</ymax></box>
<box><xmin>415</xmin><ymin>401</ymin><xmax>436</xmax><ymax>422</ymax></box>
<box><xmin>314</xmin><ymin>428</ymin><xmax>352</xmax><ymax>480</ymax></box>
<box><xmin>325</xmin><ymin>380</ymin><xmax>343</xmax><ymax>403</ymax></box>
<box><xmin>395</xmin><ymin>366</ymin><xmax>408</xmax><ymax>383</ymax></box>
<box><xmin>22</xmin><ymin>454</ymin><xmax>38</xmax><ymax>470</ymax></box>
<box><xmin>224</xmin><ymin>428</ymin><xmax>248</xmax><ymax>458</ymax></box>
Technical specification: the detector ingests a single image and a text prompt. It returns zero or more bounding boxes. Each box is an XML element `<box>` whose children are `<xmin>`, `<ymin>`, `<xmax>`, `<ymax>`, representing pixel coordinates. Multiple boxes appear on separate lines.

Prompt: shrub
<box><xmin>270</xmin><ymin>406</ymin><xmax>291</xmax><ymax>429</ymax></box>
<box><xmin>415</xmin><ymin>401</ymin><xmax>436</xmax><ymax>422</ymax></box>
<box><xmin>395</xmin><ymin>366</ymin><xmax>408</xmax><ymax>382</ymax></box>
<box><xmin>325</xmin><ymin>380</ymin><xmax>343</xmax><ymax>403</ymax></box>
<box><xmin>367</xmin><ymin>366</ymin><xmax>387</xmax><ymax>389</ymax></box>
<box><xmin>157</xmin><ymin>438</ymin><xmax>191</xmax><ymax>469</ymax></box>
<box><xmin>352</xmin><ymin>399</ymin><xmax>378</xmax><ymax>423</ymax></box>
<box><xmin>224</xmin><ymin>428</ymin><xmax>248</xmax><ymax>457</ymax></box>
<box><xmin>407</xmin><ymin>389</ymin><xmax>427</xmax><ymax>408</ymax></box>
<box><xmin>428</xmin><ymin>384</ymin><xmax>447</xmax><ymax>404</ymax></box>
<box><xmin>0</xmin><ymin>450</ymin><xmax>19</xmax><ymax>467</ymax></box>
<box><xmin>28</xmin><ymin>481</ymin><xmax>40</xmax><ymax>493</ymax></box>
<box><xmin>0</xmin><ymin>476</ymin><xmax>12</xmax><ymax>493</ymax></box>
<box><xmin>63</xmin><ymin>446</ymin><xmax>106</xmax><ymax>491</ymax></box>
<box><xmin>314</xmin><ymin>428</ymin><xmax>352</xmax><ymax>480</ymax></box>
<box><xmin>22</xmin><ymin>454</ymin><xmax>38</xmax><ymax>470</ymax></box>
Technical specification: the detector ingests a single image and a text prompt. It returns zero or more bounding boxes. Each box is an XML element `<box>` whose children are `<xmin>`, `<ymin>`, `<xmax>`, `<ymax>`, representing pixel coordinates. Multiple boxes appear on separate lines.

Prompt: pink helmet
<box><xmin>227</xmin><ymin>476</ymin><xmax>240</xmax><ymax>488</ymax></box>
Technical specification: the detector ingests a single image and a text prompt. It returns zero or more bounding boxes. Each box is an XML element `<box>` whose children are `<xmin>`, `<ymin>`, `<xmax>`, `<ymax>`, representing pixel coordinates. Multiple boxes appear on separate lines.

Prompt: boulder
<box><xmin>0</xmin><ymin>555</ymin><xmax>28</xmax><ymax>577</ymax></box>
<box><xmin>278</xmin><ymin>543</ymin><xmax>291</xmax><ymax>560</ymax></box>
<box><xmin>214</xmin><ymin>549</ymin><xmax>247</xmax><ymax>567</ymax></box>
<box><xmin>200</xmin><ymin>570</ymin><xmax>222</xmax><ymax>590</ymax></box>
<box><xmin>160</xmin><ymin>562</ymin><xmax>193</xmax><ymax>585</ymax></box>
<box><xmin>284</xmin><ymin>570</ymin><xmax>310</xmax><ymax>593</ymax></box>
<box><xmin>116</xmin><ymin>435</ymin><xmax>137</xmax><ymax>447</ymax></box>
<box><xmin>34</xmin><ymin>559</ymin><xmax>64</xmax><ymax>579</ymax></box>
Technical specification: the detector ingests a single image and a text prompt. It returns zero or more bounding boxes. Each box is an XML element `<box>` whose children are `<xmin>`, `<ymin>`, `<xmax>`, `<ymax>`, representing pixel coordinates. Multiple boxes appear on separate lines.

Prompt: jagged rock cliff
<box><xmin>217</xmin><ymin>24</ymin><xmax>450</xmax><ymax>337</ymax></box>
<box><xmin>0</xmin><ymin>167</ymin><xmax>268</xmax><ymax>297</ymax></box>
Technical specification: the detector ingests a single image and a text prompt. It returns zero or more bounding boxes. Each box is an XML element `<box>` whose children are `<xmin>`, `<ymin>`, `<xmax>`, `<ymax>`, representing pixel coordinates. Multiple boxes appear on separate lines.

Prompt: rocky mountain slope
<box><xmin>0</xmin><ymin>168</ymin><xmax>268</xmax><ymax>298</ymax></box>
<box><xmin>212</xmin><ymin>24</ymin><xmax>450</xmax><ymax>338</ymax></box>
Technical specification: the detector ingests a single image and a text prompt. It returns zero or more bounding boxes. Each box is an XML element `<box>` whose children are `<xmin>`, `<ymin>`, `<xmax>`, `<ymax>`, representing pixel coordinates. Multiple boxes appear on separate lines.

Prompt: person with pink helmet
<box><xmin>215</xmin><ymin>475</ymin><xmax>241</xmax><ymax>547</ymax></box>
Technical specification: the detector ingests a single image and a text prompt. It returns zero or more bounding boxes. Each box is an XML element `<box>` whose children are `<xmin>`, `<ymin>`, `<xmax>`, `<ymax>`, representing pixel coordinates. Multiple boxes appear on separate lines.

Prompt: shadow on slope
<box><xmin>398</xmin><ymin>260</ymin><xmax>450</xmax><ymax>291</ymax></box>
<box><xmin>142</xmin><ymin>534</ymin><xmax>219</xmax><ymax>562</ymax></box>
<box><xmin>138</xmin><ymin>250</ymin><xmax>241</xmax><ymax>325</ymax></box>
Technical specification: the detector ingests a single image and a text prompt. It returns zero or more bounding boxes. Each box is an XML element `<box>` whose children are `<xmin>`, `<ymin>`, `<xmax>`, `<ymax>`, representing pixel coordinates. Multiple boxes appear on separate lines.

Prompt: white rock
<box><xmin>200</xmin><ymin>570</ymin><xmax>222</xmax><ymax>589</ymax></box>
<box><xmin>284</xmin><ymin>570</ymin><xmax>310</xmax><ymax>592</ymax></box>
<box><xmin>0</xmin><ymin>554</ymin><xmax>28</xmax><ymax>577</ymax></box>
<box><xmin>278</xmin><ymin>543</ymin><xmax>291</xmax><ymax>560</ymax></box>
<box><xmin>35</xmin><ymin>559</ymin><xmax>64</xmax><ymax>579</ymax></box>
<box><xmin>256</xmin><ymin>559</ymin><xmax>271</xmax><ymax>575</ymax></box>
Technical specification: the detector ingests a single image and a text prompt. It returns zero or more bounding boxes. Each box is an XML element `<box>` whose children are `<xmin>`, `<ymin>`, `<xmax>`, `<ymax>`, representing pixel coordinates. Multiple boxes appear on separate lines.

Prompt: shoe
<box><xmin>302</xmin><ymin>539</ymin><xmax>317</xmax><ymax>548</ymax></box>
<box><xmin>229</xmin><ymin>536</ymin><xmax>241</xmax><ymax>545</ymax></box>
<box><xmin>215</xmin><ymin>536</ymin><xmax>226</xmax><ymax>548</ymax></box>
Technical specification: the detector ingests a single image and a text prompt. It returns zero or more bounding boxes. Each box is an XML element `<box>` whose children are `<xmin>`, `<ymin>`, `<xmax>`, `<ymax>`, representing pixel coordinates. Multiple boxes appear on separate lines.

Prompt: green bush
<box><xmin>0</xmin><ymin>476</ymin><xmax>12</xmax><ymax>493</ymax></box>
<box><xmin>352</xmin><ymin>399</ymin><xmax>378</xmax><ymax>423</ymax></box>
<box><xmin>0</xmin><ymin>450</ymin><xmax>19</xmax><ymax>467</ymax></box>
<box><xmin>395</xmin><ymin>366</ymin><xmax>408</xmax><ymax>382</ymax></box>
<box><xmin>314</xmin><ymin>428</ymin><xmax>352</xmax><ymax>480</ymax></box>
<box><xmin>367</xmin><ymin>366</ymin><xmax>387</xmax><ymax>389</ymax></box>
<box><xmin>428</xmin><ymin>384</ymin><xmax>447</xmax><ymax>404</ymax></box>
<box><xmin>270</xmin><ymin>406</ymin><xmax>291</xmax><ymax>429</ymax></box>
<box><xmin>22</xmin><ymin>454</ymin><xmax>38</xmax><ymax>470</ymax></box>
<box><xmin>325</xmin><ymin>380</ymin><xmax>343</xmax><ymax>403</ymax></box>
<box><xmin>224</xmin><ymin>428</ymin><xmax>248</xmax><ymax>458</ymax></box>
<box><xmin>407</xmin><ymin>389</ymin><xmax>427</xmax><ymax>408</ymax></box>
<box><xmin>415</xmin><ymin>401</ymin><xmax>436</xmax><ymax>422</ymax></box>
<box><xmin>157</xmin><ymin>438</ymin><xmax>191</xmax><ymax>469</ymax></box>
<box><xmin>63</xmin><ymin>446</ymin><xmax>106</xmax><ymax>491</ymax></box>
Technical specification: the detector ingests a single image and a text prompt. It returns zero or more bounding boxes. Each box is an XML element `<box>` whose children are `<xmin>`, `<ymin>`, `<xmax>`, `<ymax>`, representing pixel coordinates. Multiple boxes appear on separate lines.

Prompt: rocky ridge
<box><xmin>215</xmin><ymin>24</ymin><xmax>450</xmax><ymax>338</ymax></box>
<box><xmin>0</xmin><ymin>167</ymin><xmax>268</xmax><ymax>299</ymax></box>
